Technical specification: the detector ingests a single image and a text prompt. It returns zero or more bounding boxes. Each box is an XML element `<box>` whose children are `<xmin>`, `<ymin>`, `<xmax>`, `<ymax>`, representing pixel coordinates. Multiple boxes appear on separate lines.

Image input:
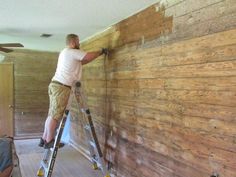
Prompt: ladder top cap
<box><xmin>76</xmin><ymin>81</ymin><xmax>81</xmax><ymax>88</ymax></box>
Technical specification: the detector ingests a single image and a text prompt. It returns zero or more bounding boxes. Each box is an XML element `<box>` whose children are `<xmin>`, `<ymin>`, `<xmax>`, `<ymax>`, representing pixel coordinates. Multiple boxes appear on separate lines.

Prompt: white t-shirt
<box><xmin>52</xmin><ymin>48</ymin><xmax>87</xmax><ymax>86</ymax></box>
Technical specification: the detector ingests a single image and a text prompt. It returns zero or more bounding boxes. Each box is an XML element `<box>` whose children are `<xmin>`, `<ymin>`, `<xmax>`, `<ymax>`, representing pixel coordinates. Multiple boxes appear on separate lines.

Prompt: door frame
<box><xmin>0</xmin><ymin>62</ymin><xmax>14</xmax><ymax>137</ymax></box>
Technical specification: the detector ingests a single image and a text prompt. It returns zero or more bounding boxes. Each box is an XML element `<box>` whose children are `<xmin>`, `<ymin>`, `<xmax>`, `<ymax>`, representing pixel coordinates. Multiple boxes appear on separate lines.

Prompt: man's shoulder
<box><xmin>60</xmin><ymin>48</ymin><xmax>86</xmax><ymax>60</ymax></box>
<box><xmin>62</xmin><ymin>48</ymin><xmax>84</xmax><ymax>53</ymax></box>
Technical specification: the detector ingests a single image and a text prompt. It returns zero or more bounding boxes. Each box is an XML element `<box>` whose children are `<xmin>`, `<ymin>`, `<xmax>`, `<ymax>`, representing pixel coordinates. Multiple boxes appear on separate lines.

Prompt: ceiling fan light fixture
<box><xmin>0</xmin><ymin>43</ymin><xmax>24</xmax><ymax>53</ymax></box>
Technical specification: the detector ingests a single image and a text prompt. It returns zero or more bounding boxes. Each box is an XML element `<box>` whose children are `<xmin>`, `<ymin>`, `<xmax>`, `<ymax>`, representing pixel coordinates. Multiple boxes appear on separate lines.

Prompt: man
<box><xmin>39</xmin><ymin>34</ymin><xmax>107</xmax><ymax>148</ymax></box>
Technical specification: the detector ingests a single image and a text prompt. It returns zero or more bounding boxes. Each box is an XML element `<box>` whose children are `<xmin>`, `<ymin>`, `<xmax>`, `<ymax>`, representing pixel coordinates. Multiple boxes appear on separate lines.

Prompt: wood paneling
<box><xmin>70</xmin><ymin>1</ymin><xmax>236</xmax><ymax>177</ymax></box>
<box><xmin>4</xmin><ymin>50</ymin><xmax>58</xmax><ymax>137</ymax></box>
<box><xmin>117</xmin><ymin>4</ymin><xmax>173</xmax><ymax>45</ymax></box>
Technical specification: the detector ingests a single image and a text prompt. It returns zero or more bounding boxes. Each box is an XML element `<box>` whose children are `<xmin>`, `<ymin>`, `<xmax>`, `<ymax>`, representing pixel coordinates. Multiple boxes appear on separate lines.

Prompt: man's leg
<box><xmin>45</xmin><ymin>117</ymin><xmax>58</xmax><ymax>143</ymax></box>
<box><xmin>39</xmin><ymin>116</ymin><xmax>50</xmax><ymax>147</ymax></box>
<box><xmin>42</xmin><ymin>117</ymin><xmax>49</xmax><ymax>140</ymax></box>
<box><xmin>44</xmin><ymin>116</ymin><xmax>65</xmax><ymax>149</ymax></box>
<box><xmin>42</xmin><ymin>83</ymin><xmax>71</xmax><ymax>148</ymax></box>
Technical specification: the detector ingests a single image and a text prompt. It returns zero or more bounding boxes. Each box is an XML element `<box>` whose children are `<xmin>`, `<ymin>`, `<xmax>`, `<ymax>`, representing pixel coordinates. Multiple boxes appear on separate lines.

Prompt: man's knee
<box><xmin>48</xmin><ymin>115</ymin><xmax>58</xmax><ymax>122</ymax></box>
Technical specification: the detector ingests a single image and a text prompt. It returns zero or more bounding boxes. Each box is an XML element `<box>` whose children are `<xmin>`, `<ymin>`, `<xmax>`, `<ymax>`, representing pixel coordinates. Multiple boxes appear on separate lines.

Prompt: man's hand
<box><xmin>101</xmin><ymin>48</ymin><xmax>109</xmax><ymax>55</ymax></box>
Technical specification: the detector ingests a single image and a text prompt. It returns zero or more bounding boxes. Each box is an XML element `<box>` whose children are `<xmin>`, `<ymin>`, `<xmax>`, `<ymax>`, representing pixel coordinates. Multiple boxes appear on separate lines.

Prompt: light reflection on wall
<box><xmin>0</xmin><ymin>54</ymin><xmax>5</xmax><ymax>62</ymax></box>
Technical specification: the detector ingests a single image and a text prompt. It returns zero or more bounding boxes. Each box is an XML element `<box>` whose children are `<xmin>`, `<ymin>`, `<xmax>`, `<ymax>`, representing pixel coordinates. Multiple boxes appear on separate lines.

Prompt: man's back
<box><xmin>52</xmin><ymin>48</ymin><xmax>86</xmax><ymax>86</ymax></box>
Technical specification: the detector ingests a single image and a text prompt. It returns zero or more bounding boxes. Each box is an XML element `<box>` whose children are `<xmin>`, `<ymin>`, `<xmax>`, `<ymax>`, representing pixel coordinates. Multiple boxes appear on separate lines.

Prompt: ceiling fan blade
<box><xmin>0</xmin><ymin>47</ymin><xmax>14</xmax><ymax>53</ymax></box>
<box><xmin>0</xmin><ymin>43</ymin><xmax>24</xmax><ymax>47</ymax></box>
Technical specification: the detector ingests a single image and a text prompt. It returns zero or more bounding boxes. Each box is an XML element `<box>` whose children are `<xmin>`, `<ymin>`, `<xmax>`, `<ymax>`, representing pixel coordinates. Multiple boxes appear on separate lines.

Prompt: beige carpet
<box><xmin>14</xmin><ymin>139</ymin><xmax>103</xmax><ymax>177</ymax></box>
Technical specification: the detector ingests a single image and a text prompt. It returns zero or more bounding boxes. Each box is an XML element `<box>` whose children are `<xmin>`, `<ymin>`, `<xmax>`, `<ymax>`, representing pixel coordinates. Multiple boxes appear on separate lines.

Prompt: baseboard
<box><xmin>14</xmin><ymin>134</ymin><xmax>42</xmax><ymax>140</ymax></box>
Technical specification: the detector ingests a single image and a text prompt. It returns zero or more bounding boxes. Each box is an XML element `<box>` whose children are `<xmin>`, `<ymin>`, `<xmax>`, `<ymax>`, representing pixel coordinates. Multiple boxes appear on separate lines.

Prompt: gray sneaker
<box><xmin>38</xmin><ymin>138</ymin><xmax>45</xmax><ymax>147</ymax></box>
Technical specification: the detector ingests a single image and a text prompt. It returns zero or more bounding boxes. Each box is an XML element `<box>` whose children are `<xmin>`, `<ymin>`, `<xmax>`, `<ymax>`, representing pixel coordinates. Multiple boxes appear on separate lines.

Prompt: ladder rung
<box><xmin>48</xmin><ymin>147</ymin><xmax>54</xmax><ymax>151</ymax></box>
<box><xmin>41</xmin><ymin>160</ymin><xmax>48</xmax><ymax>170</ymax></box>
<box><xmin>91</xmin><ymin>157</ymin><xmax>101</xmax><ymax>168</ymax></box>
<box><xmin>84</xmin><ymin>125</ymin><xmax>90</xmax><ymax>130</ymax></box>
<box><xmin>45</xmin><ymin>147</ymin><xmax>54</xmax><ymax>152</ymax></box>
<box><xmin>89</xmin><ymin>141</ymin><xmax>96</xmax><ymax>148</ymax></box>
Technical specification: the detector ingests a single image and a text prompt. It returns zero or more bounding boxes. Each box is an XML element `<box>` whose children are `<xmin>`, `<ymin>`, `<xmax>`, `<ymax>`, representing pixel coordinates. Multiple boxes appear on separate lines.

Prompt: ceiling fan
<box><xmin>0</xmin><ymin>43</ymin><xmax>24</xmax><ymax>53</ymax></box>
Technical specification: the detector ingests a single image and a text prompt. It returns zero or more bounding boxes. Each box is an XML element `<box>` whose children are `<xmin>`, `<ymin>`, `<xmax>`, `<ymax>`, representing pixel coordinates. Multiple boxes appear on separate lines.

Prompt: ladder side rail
<box><xmin>85</xmin><ymin>110</ymin><xmax>103</xmax><ymax>158</ymax></box>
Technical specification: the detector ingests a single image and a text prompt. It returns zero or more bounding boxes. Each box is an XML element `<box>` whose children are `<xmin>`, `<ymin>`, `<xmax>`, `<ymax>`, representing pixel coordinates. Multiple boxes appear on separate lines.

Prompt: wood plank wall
<box><xmin>70</xmin><ymin>0</ymin><xmax>236</xmax><ymax>177</ymax></box>
<box><xmin>4</xmin><ymin>50</ymin><xmax>58</xmax><ymax>137</ymax></box>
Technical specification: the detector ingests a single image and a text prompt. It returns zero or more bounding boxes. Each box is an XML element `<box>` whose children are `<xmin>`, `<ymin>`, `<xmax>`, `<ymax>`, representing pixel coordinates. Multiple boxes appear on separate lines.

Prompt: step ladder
<box><xmin>37</xmin><ymin>81</ymin><xmax>110</xmax><ymax>177</ymax></box>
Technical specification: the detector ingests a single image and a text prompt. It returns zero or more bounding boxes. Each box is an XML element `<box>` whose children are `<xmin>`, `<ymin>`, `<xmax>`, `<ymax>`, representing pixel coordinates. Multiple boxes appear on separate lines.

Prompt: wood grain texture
<box><xmin>1</xmin><ymin>0</ymin><xmax>235</xmax><ymax>176</ymax></box>
<box><xmin>70</xmin><ymin>1</ymin><xmax>236</xmax><ymax>177</ymax></box>
<box><xmin>4</xmin><ymin>50</ymin><xmax>58</xmax><ymax>137</ymax></box>
<box><xmin>116</xmin><ymin>4</ymin><xmax>173</xmax><ymax>46</ymax></box>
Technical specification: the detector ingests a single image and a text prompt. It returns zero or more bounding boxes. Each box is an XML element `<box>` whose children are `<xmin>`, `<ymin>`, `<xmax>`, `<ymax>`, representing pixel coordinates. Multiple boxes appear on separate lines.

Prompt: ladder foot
<box><xmin>92</xmin><ymin>163</ymin><xmax>98</xmax><ymax>170</ymax></box>
<box><xmin>37</xmin><ymin>168</ymin><xmax>44</xmax><ymax>176</ymax></box>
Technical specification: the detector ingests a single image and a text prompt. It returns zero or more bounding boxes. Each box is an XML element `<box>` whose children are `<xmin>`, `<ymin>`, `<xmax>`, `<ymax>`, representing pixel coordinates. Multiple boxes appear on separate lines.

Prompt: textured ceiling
<box><xmin>0</xmin><ymin>0</ymin><xmax>159</xmax><ymax>52</ymax></box>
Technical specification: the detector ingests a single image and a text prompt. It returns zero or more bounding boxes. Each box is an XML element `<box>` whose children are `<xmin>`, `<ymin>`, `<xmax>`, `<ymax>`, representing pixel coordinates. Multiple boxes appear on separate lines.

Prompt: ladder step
<box><xmin>84</xmin><ymin>125</ymin><xmax>90</xmax><ymax>130</ymax></box>
<box><xmin>49</xmin><ymin>147</ymin><xmax>54</xmax><ymax>151</ymax></box>
<box><xmin>91</xmin><ymin>157</ymin><xmax>101</xmax><ymax>168</ymax></box>
<box><xmin>89</xmin><ymin>141</ymin><xmax>96</xmax><ymax>148</ymax></box>
<box><xmin>41</xmin><ymin>160</ymin><xmax>48</xmax><ymax>170</ymax></box>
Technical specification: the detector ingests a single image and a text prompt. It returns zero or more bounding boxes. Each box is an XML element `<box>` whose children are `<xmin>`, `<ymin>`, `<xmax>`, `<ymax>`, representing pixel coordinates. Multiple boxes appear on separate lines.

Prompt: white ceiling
<box><xmin>0</xmin><ymin>0</ymin><xmax>159</xmax><ymax>52</ymax></box>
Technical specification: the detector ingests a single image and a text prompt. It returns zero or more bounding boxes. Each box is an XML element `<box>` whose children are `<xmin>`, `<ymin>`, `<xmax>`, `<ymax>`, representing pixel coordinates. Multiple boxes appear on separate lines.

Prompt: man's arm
<box><xmin>81</xmin><ymin>51</ymin><xmax>102</xmax><ymax>65</ymax></box>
